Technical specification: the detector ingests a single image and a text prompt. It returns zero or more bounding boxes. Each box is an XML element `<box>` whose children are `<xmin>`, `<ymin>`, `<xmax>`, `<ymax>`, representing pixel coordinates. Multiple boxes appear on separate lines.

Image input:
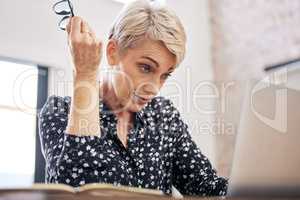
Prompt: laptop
<box><xmin>227</xmin><ymin>77</ymin><xmax>300</xmax><ymax>197</ymax></box>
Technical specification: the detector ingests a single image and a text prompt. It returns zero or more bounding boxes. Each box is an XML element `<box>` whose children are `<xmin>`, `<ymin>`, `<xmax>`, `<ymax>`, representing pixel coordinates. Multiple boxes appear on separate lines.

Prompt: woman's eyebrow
<box><xmin>141</xmin><ymin>56</ymin><xmax>159</xmax><ymax>68</ymax></box>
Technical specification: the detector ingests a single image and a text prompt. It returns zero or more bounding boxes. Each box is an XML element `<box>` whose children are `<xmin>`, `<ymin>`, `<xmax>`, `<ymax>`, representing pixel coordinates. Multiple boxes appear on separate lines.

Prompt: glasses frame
<box><xmin>52</xmin><ymin>0</ymin><xmax>75</xmax><ymax>31</ymax></box>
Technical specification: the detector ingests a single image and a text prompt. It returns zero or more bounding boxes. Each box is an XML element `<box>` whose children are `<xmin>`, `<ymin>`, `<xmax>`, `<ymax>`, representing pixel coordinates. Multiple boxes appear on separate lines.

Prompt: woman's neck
<box><xmin>99</xmin><ymin>79</ymin><xmax>133</xmax><ymax>123</ymax></box>
<box><xmin>100</xmin><ymin>79</ymin><xmax>134</xmax><ymax>148</ymax></box>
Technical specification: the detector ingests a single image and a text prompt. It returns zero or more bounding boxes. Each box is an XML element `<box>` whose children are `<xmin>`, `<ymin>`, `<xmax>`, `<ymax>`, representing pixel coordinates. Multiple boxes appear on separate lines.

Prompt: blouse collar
<box><xmin>100</xmin><ymin>98</ymin><xmax>149</xmax><ymax>126</ymax></box>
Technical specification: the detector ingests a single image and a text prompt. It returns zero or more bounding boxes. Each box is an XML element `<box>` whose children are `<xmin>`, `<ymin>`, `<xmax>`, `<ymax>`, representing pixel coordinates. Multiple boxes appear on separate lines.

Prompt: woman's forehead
<box><xmin>126</xmin><ymin>40</ymin><xmax>176</xmax><ymax>67</ymax></box>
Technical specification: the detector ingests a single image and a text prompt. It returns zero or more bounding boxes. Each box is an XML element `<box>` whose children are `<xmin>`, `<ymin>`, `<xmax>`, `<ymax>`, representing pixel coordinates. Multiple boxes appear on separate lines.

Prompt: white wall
<box><xmin>0</xmin><ymin>0</ymin><xmax>216</xmax><ymax>164</ymax></box>
<box><xmin>0</xmin><ymin>0</ymin><xmax>123</xmax><ymax>95</ymax></box>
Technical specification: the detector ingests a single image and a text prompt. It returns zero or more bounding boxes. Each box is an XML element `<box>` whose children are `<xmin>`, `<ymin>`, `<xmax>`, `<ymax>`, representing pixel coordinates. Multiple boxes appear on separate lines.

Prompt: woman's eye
<box><xmin>139</xmin><ymin>64</ymin><xmax>152</xmax><ymax>73</ymax></box>
<box><xmin>162</xmin><ymin>73</ymin><xmax>172</xmax><ymax>80</ymax></box>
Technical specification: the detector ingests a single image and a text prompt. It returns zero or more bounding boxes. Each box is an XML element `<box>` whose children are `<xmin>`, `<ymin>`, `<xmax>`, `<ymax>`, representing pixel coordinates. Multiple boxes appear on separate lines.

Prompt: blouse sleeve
<box><xmin>38</xmin><ymin>95</ymin><xmax>102</xmax><ymax>186</ymax></box>
<box><xmin>167</xmin><ymin>101</ymin><xmax>228</xmax><ymax>196</ymax></box>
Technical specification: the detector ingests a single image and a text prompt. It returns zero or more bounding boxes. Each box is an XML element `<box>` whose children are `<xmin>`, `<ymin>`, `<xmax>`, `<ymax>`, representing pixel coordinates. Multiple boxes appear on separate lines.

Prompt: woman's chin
<box><xmin>129</xmin><ymin>102</ymin><xmax>146</xmax><ymax>112</ymax></box>
<box><xmin>117</xmin><ymin>95</ymin><xmax>150</xmax><ymax>113</ymax></box>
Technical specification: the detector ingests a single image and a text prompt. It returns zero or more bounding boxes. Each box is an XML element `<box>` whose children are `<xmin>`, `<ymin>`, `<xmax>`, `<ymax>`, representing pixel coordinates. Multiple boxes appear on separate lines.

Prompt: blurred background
<box><xmin>0</xmin><ymin>0</ymin><xmax>299</xmax><ymax>188</ymax></box>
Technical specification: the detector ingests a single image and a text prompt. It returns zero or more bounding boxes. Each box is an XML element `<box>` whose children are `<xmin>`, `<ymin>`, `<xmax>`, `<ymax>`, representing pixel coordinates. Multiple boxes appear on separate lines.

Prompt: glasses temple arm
<box><xmin>67</xmin><ymin>0</ymin><xmax>75</xmax><ymax>16</ymax></box>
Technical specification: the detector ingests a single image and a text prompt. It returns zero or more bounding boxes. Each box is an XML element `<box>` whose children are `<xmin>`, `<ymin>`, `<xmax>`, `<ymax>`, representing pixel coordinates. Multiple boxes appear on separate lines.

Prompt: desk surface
<box><xmin>1</xmin><ymin>191</ymin><xmax>300</xmax><ymax>200</ymax></box>
<box><xmin>1</xmin><ymin>185</ymin><xmax>300</xmax><ymax>200</ymax></box>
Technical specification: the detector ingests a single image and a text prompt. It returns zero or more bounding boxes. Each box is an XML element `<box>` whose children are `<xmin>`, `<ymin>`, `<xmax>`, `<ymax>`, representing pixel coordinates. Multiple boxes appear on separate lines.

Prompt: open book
<box><xmin>0</xmin><ymin>183</ymin><xmax>167</xmax><ymax>199</ymax></box>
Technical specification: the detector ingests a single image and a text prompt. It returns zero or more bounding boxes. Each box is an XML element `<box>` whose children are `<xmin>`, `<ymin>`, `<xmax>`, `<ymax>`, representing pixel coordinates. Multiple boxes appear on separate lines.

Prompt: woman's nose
<box><xmin>137</xmin><ymin>80</ymin><xmax>160</xmax><ymax>96</ymax></box>
<box><xmin>145</xmin><ymin>78</ymin><xmax>162</xmax><ymax>94</ymax></box>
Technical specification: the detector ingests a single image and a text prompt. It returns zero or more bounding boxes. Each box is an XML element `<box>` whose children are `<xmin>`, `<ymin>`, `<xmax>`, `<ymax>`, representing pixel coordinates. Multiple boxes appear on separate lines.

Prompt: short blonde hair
<box><xmin>108</xmin><ymin>0</ymin><xmax>186</xmax><ymax>67</ymax></box>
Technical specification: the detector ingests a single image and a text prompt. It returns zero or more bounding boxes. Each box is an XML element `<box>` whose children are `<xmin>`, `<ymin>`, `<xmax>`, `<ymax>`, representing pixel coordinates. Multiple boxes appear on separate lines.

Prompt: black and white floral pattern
<box><xmin>38</xmin><ymin>95</ymin><xmax>228</xmax><ymax>196</ymax></box>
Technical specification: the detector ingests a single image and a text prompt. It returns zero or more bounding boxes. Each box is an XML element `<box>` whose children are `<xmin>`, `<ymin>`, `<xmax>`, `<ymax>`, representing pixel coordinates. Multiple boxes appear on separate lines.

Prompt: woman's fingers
<box><xmin>80</xmin><ymin>20</ymin><xmax>91</xmax><ymax>44</ymax></box>
<box><xmin>67</xmin><ymin>16</ymin><xmax>98</xmax><ymax>43</ymax></box>
<box><xmin>81</xmin><ymin>19</ymin><xmax>89</xmax><ymax>33</ymax></box>
<box><xmin>66</xmin><ymin>16</ymin><xmax>103</xmax><ymax>76</ymax></box>
<box><xmin>70</xmin><ymin>16</ymin><xmax>82</xmax><ymax>41</ymax></box>
<box><xmin>87</xmin><ymin>23</ymin><xmax>97</xmax><ymax>40</ymax></box>
<box><xmin>81</xmin><ymin>20</ymin><xmax>98</xmax><ymax>44</ymax></box>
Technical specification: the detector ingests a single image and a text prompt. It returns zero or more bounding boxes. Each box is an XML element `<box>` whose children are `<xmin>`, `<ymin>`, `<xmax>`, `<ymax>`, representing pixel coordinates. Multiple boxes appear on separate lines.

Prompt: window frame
<box><xmin>34</xmin><ymin>65</ymin><xmax>48</xmax><ymax>183</ymax></box>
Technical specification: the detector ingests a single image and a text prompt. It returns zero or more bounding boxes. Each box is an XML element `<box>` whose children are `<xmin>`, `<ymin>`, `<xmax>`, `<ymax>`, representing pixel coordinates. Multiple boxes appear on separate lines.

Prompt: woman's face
<box><xmin>106</xmin><ymin>38</ymin><xmax>176</xmax><ymax>113</ymax></box>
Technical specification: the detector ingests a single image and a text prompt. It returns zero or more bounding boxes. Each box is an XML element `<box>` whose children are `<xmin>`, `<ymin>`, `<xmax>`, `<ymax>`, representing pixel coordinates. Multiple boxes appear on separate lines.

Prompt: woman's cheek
<box><xmin>113</xmin><ymin>73</ymin><xmax>132</xmax><ymax>103</ymax></box>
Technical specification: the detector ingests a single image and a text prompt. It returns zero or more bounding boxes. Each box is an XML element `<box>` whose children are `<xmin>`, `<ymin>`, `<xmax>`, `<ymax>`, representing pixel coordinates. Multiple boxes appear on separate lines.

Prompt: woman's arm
<box><xmin>38</xmin><ymin>95</ymin><xmax>103</xmax><ymax>186</ymax></box>
<box><xmin>65</xmin><ymin>16</ymin><xmax>102</xmax><ymax>137</ymax></box>
<box><xmin>66</xmin><ymin>73</ymin><xmax>100</xmax><ymax>136</ymax></box>
<box><xmin>166</xmin><ymin>101</ymin><xmax>228</xmax><ymax>196</ymax></box>
<box><xmin>172</xmin><ymin>129</ymin><xmax>228</xmax><ymax>196</ymax></box>
<box><xmin>38</xmin><ymin>16</ymin><xmax>103</xmax><ymax>185</ymax></box>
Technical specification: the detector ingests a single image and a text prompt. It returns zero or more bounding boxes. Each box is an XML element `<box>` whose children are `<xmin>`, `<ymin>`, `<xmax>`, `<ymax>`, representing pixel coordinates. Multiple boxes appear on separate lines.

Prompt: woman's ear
<box><xmin>106</xmin><ymin>39</ymin><xmax>120</xmax><ymax>66</ymax></box>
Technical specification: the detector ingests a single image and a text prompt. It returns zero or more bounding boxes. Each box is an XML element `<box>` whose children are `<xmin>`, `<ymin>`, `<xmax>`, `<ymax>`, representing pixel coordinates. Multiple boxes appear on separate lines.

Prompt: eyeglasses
<box><xmin>52</xmin><ymin>0</ymin><xmax>75</xmax><ymax>31</ymax></box>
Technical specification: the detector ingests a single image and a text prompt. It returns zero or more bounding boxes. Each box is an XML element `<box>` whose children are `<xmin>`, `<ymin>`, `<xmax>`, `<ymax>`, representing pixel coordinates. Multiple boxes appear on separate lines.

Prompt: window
<box><xmin>0</xmin><ymin>60</ymin><xmax>38</xmax><ymax>187</ymax></box>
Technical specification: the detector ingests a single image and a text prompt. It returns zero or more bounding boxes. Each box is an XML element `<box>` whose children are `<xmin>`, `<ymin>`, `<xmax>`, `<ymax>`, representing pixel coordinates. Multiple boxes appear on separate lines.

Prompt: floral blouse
<box><xmin>38</xmin><ymin>95</ymin><xmax>228</xmax><ymax>196</ymax></box>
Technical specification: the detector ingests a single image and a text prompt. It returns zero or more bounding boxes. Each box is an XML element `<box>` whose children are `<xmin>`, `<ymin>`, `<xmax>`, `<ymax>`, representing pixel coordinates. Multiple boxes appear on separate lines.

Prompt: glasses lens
<box><xmin>59</xmin><ymin>15</ymin><xmax>71</xmax><ymax>30</ymax></box>
<box><xmin>53</xmin><ymin>0</ymin><xmax>71</xmax><ymax>15</ymax></box>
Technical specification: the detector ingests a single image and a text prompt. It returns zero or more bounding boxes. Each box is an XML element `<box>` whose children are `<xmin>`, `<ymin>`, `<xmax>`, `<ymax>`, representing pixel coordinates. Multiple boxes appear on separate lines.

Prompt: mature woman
<box><xmin>39</xmin><ymin>0</ymin><xmax>228</xmax><ymax>196</ymax></box>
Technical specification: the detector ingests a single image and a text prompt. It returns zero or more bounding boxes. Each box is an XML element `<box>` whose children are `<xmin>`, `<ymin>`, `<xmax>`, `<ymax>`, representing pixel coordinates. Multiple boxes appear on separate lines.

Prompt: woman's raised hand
<box><xmin>65</xmin><ymin>16</ymin><xmax>102</xmax><ymax>137</ymax></box>
<box><xmin>66</xmin><ymin>16</ymin><xmax>102</xmax><ymax>78</ymax></box>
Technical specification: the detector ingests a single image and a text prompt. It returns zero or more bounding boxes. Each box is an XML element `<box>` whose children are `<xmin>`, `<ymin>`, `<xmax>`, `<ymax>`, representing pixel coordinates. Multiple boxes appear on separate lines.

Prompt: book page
<box><xmin>78</xmin><ymin>183</ymin><xmax>164</xmax><ymax>197</ymax></box>
<box><xmin>31</xmin><ymin>183</ymin><xmax>75</xmax><ymax>193</ymax></box>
